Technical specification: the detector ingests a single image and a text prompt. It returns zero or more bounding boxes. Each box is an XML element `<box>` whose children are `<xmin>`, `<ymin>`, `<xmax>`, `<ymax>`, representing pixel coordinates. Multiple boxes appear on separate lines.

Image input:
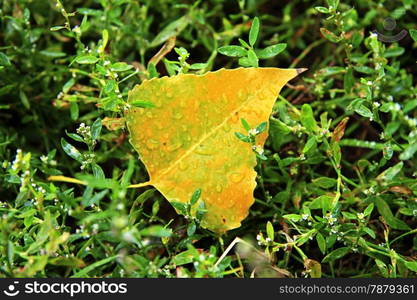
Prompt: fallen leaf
<box><xmin>102</xmin><ymin>117</ymin><xmax>125</xmax><ymax>131</ymax></box>
<box><xmin>387</xmin><ymin>186</ymin><xmax>412</xmax><ymax>195</ymax></box>
<box><xmin>304</xmin><ymin>258</ymin><xmax>321</xmax><ymax>278</ymax></box>
<box><xmin>125</xmin><ymin>67</ymin><xmax>303</xmax><ymax>233</ymax></box>
<box><xmin>331</xmin><ymin>117</ymin><xmax>349</xmax><ymax>143</ymax></box>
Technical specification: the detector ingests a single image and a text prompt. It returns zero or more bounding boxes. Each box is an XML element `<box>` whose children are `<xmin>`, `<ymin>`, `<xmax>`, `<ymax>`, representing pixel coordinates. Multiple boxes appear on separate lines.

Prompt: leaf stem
<box><xmin>48</xmin><ymin>175</ymin><xmax>86</xmax><ymax>185</ymax></box>
<box><xmin>48</xmin><ymin>175</ymin><xmax>152</xmax><ymax>189</ymax></box>
<box><xmin>128</xmin><ymin>181</ymin><xmax>153</xmax><ymax>189</ymax></box>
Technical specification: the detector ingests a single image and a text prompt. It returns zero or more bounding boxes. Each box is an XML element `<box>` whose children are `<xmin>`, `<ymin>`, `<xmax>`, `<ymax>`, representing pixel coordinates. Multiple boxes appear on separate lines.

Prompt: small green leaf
<box><xmin>249</xmin><ymin>17</ymin><xmax>260</xmax><ymax>46</ymax></box>
<box><xmin>189</xmin><ymin>63</ymin><xmax>207</xmax><ymax>70</ymax></box>
<box><xmin>303</xmin><ymin>136</ymin><xmax>317</xmax><ymax>153</ymax></box>
<box><xmin>316</xmin><ymin>233</ymin><xmax>326</xmax><ymax>254</ymax></box>
<box><xmin>173</xmin><ymin>249</ymin><xmax>195</xmax><ymax>265</ymax></box>
<box><xmin>246</xmin><ymin>49</ymin><xmax>259</xmax><ymax>67</ymax></box>
<box><xmin>315</xmin><ymin>6</ymin><xmax>329</xmax><ymax>13</ymax></box>
<box><xmin>187</xmin><ymin>222</ymin><xmax>196</xmax><ymax>236</ymax></box>
<box><xmin>70</xmin><ymin>255</ymin><xmax>118</xmax><ymax>278</ymax></box>
<box><xmin>377</xmin><ymin>162</ymin><xmax>403</xmax><ymax>181</ymax></box>
<box><xmin>301</xmin><ymin>104</ymin><xmax>317</xmax><ymax>132</ymax></box>
<box><xmin>344</xmin><ymin>67</ymin><xmax>354</xmax><ymax>92</ymax></box>
<box><xmin>283</xmin><ymin>214</ymin><xmax>301</xmax><ymax>222</ymax></box>
<box><xmin>92</xmin><ymin>164</ymin><xmax>105</xmax><ymax>179</ymax></box>
<box><xmin>238</xmin><ymin>57</ymin><xmax>252</xmax><ymax>67</ymax></box>
<box><xmin>130</xmin><ymin>100</ymin><xmax>156</xmax><ymax>108</ymax></box>
<box><xmin>354</xmin><ymin>105</ymin><xmax>373</xmax><ymax>118</ymax></box>
<box><xmin>111</xmin><ymin>62</ymin><xmax>133</xmax><ymax>72</ymax></box>
<box><xmin>322</xmin><ymin>247</ymin><xmax>350</xmax><ymax>263</ymax></box>
<box><xmin>39</xmin><ymin>50</ymin><xmax>66</xmax><ymax>58</ymax></box>
<box><xmin>218</xmin><ymin>46</ymin><xmax>247</xmax><ymax>57</ymax></box>
<box><xmin>147</xmin><ymin>62</ymin><xmax>159</xmax><ymax>79</ymax></box>
<box><xmin>234</xmin><ymin>132</ymin><xmax>250</xmax><ymax>143</ymax></box>
<box><xmin>19</xmin><ymin>90</ymin><xmax>30</xmax><ymax>109</ymax></box>
<box><xmin>66</xmin><ymin>131</ymin><xmax>84</xmax><ymax>143</ymax></box>
<box><xmin>0</xmin><ymin>52</ymin><xmax>11</xmax><ymax>67</ymax></box>
<box><xmin>410</xmin><ymin>29</ymin><xmax>417</xmax><ymax>42</ymax></box>
<box><xmin>70</xmin><ymin>102</ymin><xmax>79</xmax><ymax>120</ymax></box>
<box><xmin>309</xmin><ymin>195</ymin><xmax>333</xmax><ymax>210</ymax></box>
<box><xmin>266</xmin><ymin>221</ymin><xmax>274</xmax><ymax>241</ymax></box>
<box><xmin>238</xmin><ymin>38</ymin><xmax>250</xmax><ymax>49</ymax></box>
<box><xmin>61</xmin><ymin>138</ymin><xmax>83</xmax><ymax>162</ymax></box>
<box><xmin>63</xmin><ymin>78</ymin><xmax>76</xmax><ymax>93</ymax></box>
<box><xmin>91</xmin><ymin>118</ymin><xmax>102</xmax><ymax>140</ymax></box>
<box><xmin>375</xmin><ymin>259</ymin><xmax>388</xmax><ymax>277</ymax></box>
<box><xmin>364</xmin><ymin>203</ymin><xmax>374</xmax><ymax>216</ymax></box>
<box><xmin>75</xmin><ymin>55</ymin><xmax>98</xmax><ymax>64</ymax></box>
<box><xmin>171</xmin><ymin>202</ymin><xmax>187</xmax><ymax>215</ymax></box>
<box><xmin>140</xmin><ymin>225</ymin><xmax>172</xmax><ymax>237</ymax></box>
<box><xmin>342</xmin><ymin>211</ymin><xmax>357</xmax><ymax>219</ymax></box>
<box><xmin>256</xmin><ymin>43</ymin><xmax>287</xmax><ymax>59</ymax></box>
<box><xmin>320</xmin><ymin>28</ymin><xmax>341</xmax><ymax>43</ymax></box>
<box><xmin>362</xmin><ymin>226</ymin><xmax>376</xmax><ymax>239</ymax></box>
<box><xmin>150</xmin><ymin>16</ymin><xmax>189</xmax><ymax>47</ymax></box>
<box><xmin>374</xmin><ymin>197</ymin><xmax>410</xmax><ymax>230</ymax></box>
<box><xmin>240</xmin><ymin>118</ymin><xmax>251</xmax><ymax>131</ymax></box>
<box><xmin>404</xmin><ymin>260</ymin><xmax>417</xmax><ymax>272</ymax></box>
<box><xmin>255</xmin><ymin>122</ymin><xmax>267</xmax><ymax>133</ymax></box>
<box><xmin>312</xmin><ymin>177</ymin><xmax>337</xmax><ymax>189</ymax></box>
<box><xmin>50</xmin><ymin>25</ymin><xmax>66</xmax><ymax>31</ymax></box>
<box><xmin>100</xmin><ymin>29</ymin><xmax>109</xmax><ymax>52</ymax></box>
<box><xmin>399</xmin><ymin>142</ymin><xmax>417</xmax><ymax>160</ymax></box>
<box><xmin>190</xmin><ymin>188</ymin><xmax>201</xmax><ymax>206</ymax></box>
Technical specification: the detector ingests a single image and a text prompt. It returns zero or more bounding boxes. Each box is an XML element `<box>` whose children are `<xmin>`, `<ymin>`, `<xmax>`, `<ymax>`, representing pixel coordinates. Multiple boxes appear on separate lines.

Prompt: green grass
<box><xmin>0</xmin><ymin>0</ymin><xmax>417</xmax><ymax>278</ymax></box>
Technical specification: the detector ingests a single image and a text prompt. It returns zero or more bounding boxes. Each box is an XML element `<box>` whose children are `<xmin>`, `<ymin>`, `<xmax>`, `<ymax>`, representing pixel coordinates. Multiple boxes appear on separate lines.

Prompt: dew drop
<box><xmin>166</xmin><ymin>89</ymin><xmax>173</xmax><ymax>98</ymax></box>
<box><xmin>179</xmin><ymin>161</ymin><xmax>188</xmax><ymax>171</ymax></box>
<box><xmin>156</xmin><ymin>122</ymin><xmax>163</xmax><ymax>130</ymax></box>
<box><xmin>173</xmin><ymin>111</ymin><xmax>183</xmax><ymax>120</ymax></box>
<box><xmin>195</xmin><ymin>144</ymin><xmax>215</xmax><ymax>156</ymax></box>
<box><xmin>222</xmin><ymin>123</ymin><xmax>231</xmax><ymax>132</ymax></box>
<box><xmin>215</xmin><ymin>184</ymin><xmax>223</xmax><ymax>193</ymax></box>
<box><xmin>229</xmin><ymin>172</ymin><xmax>244</xmax><ymax>183</ymax></box>
<box><xmin>154</xmin><ymin>98</ymin><xmax>163</xmax><ymax>108</ymax></box>
<box><xmin>258</xmin><ymin>91</ymin><xmax>268</xmax><ymax>101</ymax></box>
<box><xmin>146</xmin><ymin>139</ymin><xmax>159</xmax><ymax>150</ymax></box>
<box><xmin>146</xmin><ymin>111</ymin><xmax>153</xmax><ymax>119</ymax></box>
<box><xmin>167</xmin><ymin>141</ymin><xmax>183</xmax><ymax>152</ymax></box>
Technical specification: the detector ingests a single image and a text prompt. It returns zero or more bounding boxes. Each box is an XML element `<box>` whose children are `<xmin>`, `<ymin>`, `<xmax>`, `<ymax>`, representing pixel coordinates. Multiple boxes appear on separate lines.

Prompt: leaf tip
<box><xmin>296</xmin><ymin>68</ymin><xmax>308</xmax><ymax>75</ymax></box>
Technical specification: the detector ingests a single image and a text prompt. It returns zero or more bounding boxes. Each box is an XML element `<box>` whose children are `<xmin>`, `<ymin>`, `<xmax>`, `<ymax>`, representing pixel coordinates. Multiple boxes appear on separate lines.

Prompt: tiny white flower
<box><xmin>248</xmin><ymin>128</ymin><xmax>258</xmax><ymax>136</ymax></box>
<box><xmin>252</xmin><ymin>145</ymin><xmax>264</xmax><ymax>155</ymax></box>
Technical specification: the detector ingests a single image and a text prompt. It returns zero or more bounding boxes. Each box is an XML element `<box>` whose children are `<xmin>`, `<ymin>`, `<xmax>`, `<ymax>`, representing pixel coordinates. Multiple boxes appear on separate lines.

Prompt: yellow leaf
<box><xmin>125</xmin><ymin>67</ymin><xmax>304</xmax><ymax>233</ymax></box>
